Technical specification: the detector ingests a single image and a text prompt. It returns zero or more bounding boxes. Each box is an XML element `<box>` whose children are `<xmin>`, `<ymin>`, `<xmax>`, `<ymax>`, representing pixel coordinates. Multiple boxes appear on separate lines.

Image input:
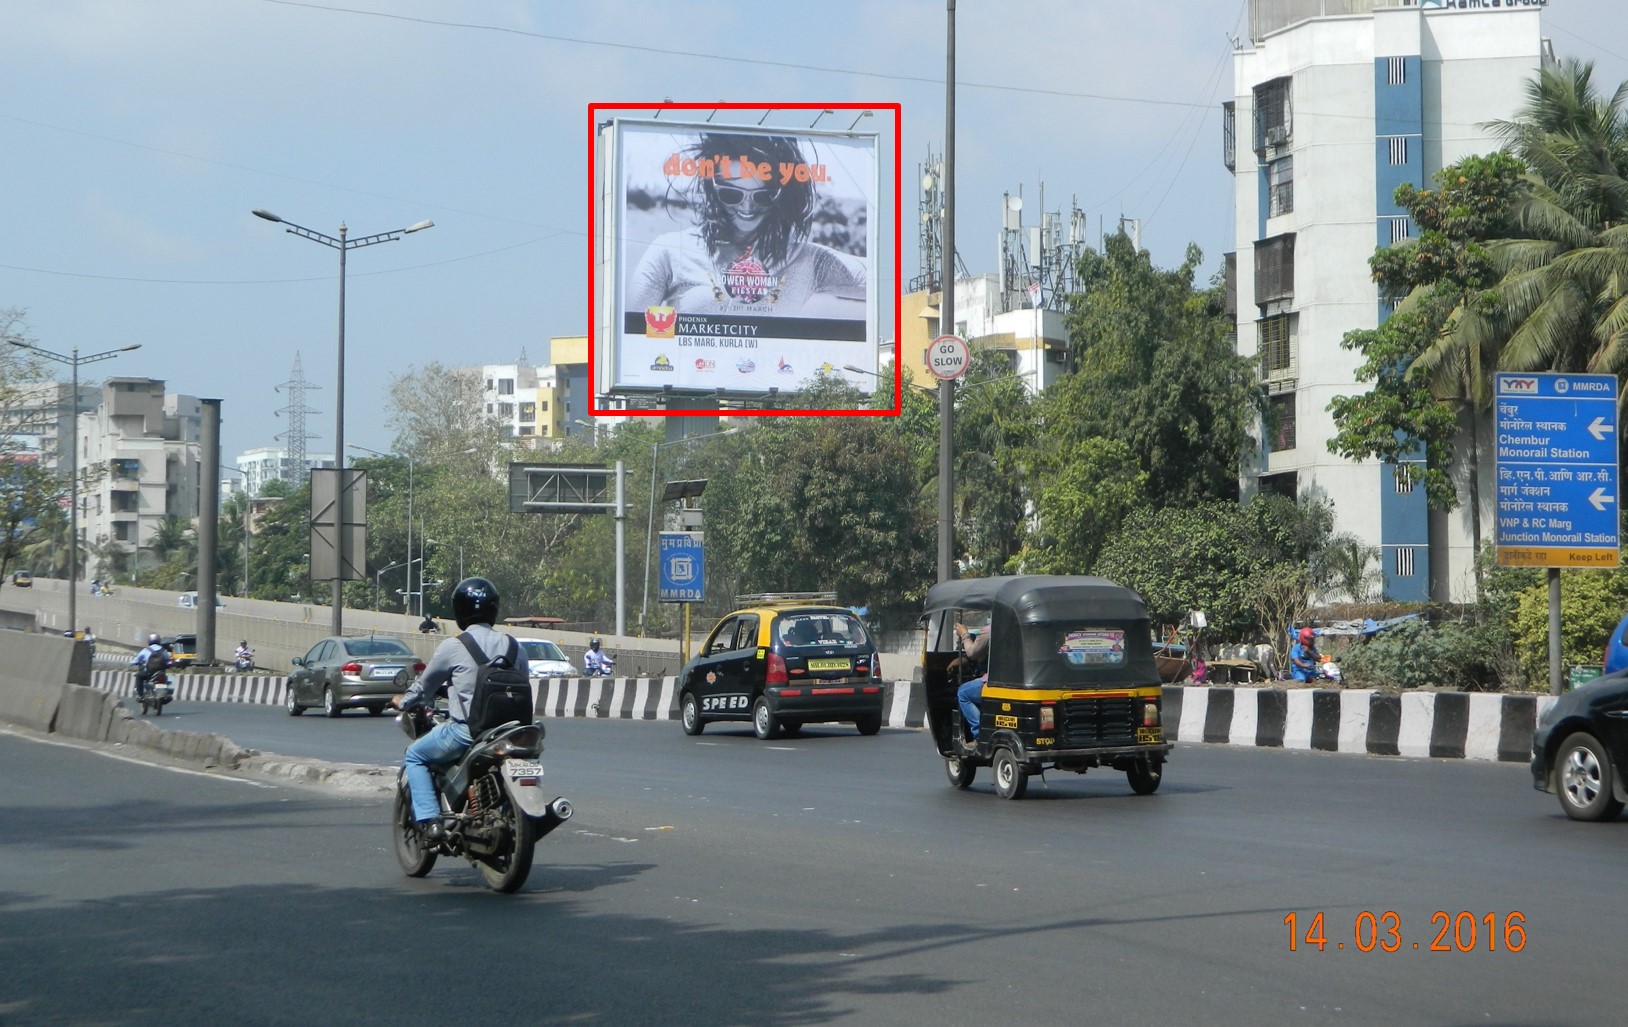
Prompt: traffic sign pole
<box><xmin>1494</xmin><ymin>372</ymin><xmax>1621</xmax><ymax>694</ymax></box>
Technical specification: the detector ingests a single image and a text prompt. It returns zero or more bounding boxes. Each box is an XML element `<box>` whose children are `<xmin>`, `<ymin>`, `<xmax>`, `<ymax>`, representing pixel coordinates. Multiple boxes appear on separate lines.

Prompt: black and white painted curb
<box><xmin>90</xmin><ymin>671</ymin><xmax>1554</xmax><ymax>764</ymax></box>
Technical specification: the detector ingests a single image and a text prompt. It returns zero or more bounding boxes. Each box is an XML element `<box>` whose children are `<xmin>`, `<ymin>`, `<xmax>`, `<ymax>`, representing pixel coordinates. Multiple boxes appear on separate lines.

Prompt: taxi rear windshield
<box><xmin>776</xmin><ymin>612</ymin><xmax>869</xmax><ymax>649</ymax></box>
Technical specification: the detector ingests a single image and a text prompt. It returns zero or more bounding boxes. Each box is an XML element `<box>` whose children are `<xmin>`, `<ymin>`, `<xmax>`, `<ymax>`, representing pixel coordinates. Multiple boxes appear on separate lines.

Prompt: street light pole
<box><xmin>640</xmin><ymin>427</ymin><xmax>737</xmax><ymax>635</ymax></box>
<box><xmin>8</xmin><ymin>340</ymin><xmax>140</xmax><ymax>635</ymax></box>
<box><xmin>939</xmin><ymin>0</ymin><xmax>958</xmax><ymax>584</ymax></box>
<box><xmin>254</xmin><ymin>208</ymin><xmax>432</xmax><ymax>635</ymax></box>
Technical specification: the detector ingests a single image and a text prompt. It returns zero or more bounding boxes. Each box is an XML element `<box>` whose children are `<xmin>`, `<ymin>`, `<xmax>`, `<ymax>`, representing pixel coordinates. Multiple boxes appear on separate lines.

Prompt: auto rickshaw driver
<box><xmin>948</xmin><ymin>622</ymin><xmax>990</xmax><ymax>746</ymax></box>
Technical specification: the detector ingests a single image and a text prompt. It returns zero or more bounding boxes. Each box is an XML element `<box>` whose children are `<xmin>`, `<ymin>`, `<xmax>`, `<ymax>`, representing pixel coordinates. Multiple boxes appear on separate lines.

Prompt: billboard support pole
<box><xmin>615</xmin><ymin>460</ymin><xmax>626</xmax><ymax>636</ymax></box>
<box><xmin>1549</xmin><ymin>569</ymin><xmax>1561</xmax><ymax>695</ymax></box>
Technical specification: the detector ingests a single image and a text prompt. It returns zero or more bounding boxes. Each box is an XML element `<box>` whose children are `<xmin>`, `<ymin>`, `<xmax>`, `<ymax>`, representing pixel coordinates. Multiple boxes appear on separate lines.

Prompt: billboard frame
<box><xmin>589</xmin><ymin>101</ymin><xmax>903</xmax><ymax>419</ymax></box>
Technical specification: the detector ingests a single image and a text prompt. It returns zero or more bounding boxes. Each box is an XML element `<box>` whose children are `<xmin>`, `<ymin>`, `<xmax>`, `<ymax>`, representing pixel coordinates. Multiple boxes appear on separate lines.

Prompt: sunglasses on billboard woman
<box><xmin>713</xmin><ymin>183</ymin><xmax>782</xmax><ymax>211</ymax></box>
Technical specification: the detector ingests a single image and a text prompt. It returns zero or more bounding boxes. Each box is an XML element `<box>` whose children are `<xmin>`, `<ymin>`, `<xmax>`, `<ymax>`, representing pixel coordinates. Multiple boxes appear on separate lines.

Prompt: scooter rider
<box><xmin>234</xmin><ymin>640</ymin><xmax>254</xmax><ymax>670</ymax></box>
<box><xmin>583</xmin><ymin>637</ymin><xmax>615</xmax><ymax>676</ymax></box>
<box><xmin>389</xmin><ymin>577</ymin><xmax>529</xmax><ymax>843</ymax></box>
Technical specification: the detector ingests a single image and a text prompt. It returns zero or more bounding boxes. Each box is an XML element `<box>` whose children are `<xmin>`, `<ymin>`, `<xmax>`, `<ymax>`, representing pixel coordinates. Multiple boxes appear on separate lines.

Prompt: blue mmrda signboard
<box><xmin>658</xmin><ymin>531</ymin><xmax>705</xmax><ymax>602</ymax></box>
<box><xmin>1494</xmin><ymin>372</ymin><xmax>1619</xmax><ymax>568</ymax></box>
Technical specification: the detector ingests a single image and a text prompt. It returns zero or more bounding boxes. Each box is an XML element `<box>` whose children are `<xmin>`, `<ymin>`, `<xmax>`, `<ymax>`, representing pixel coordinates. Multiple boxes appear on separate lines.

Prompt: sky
<box><xmin>3</xmin><ymin>0</ymin><xmax>1627</xmax><ymax>466</ymax></box>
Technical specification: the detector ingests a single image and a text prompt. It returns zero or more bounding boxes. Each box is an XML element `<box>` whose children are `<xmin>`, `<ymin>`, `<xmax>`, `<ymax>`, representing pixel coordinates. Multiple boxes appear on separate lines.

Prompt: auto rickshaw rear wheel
<box><xmin>992</xmin><ymin>747</ymin><xmax>1028</xmax><ymax>800</ymax></box>
<box><xmin>1127</xmin><ymin>759</ymin><xmax>1163</xmax><ymax>795</ymax></box>
<box><xmin>945</xmin><ymin>755</ymin><xmax>976</xmax><ymax>790</ymax></box>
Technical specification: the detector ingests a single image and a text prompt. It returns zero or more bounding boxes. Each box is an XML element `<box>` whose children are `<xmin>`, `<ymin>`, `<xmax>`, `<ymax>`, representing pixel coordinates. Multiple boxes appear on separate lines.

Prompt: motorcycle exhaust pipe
<box><xmin>531</xmin><ymin>797</ymin><xmax>573</xmax><ymax>840</ymax></box>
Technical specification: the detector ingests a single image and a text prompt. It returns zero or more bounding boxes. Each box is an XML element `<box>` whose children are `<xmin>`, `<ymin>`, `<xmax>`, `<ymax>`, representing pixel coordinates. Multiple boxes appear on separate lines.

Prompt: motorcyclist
<box><xmin>131</xmin><ymin>634</ymin><xmax>167</xmax><ymax>699</ymax></box>
<box><xmin>583</xmin><ymin>637</ymin><xmax>615</xmax><ymax>676</ymax></box>
<box><xmin>389</xmin><ymin>577</ymin><xmax>529</xmax><ymax>843</ymax></box>
<box><xmin>234</xmin><ymin>640</ymin><xmax>254</xmax><ymax>670</ymax></box>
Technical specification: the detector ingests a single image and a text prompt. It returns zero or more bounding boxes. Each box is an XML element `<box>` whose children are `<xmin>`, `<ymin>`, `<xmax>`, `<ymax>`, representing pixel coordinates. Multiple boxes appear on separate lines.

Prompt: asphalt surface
<box><xmin>2</xmin><ymin>708</ymin><xmax>1624</xmax><ymax>1026</ymax></box>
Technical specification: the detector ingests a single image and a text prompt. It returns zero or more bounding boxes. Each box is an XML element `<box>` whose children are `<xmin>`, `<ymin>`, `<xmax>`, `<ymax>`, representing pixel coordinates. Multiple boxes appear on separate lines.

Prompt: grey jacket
<box><xmin>401</xmin><ymin>623</ymin><xmax>529</xmax><ymax>724</ymax></box>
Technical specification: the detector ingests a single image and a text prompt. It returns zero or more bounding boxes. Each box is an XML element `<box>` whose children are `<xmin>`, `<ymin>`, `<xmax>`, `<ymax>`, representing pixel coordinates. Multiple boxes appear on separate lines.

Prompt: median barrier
<box><xmin>0</xmin><ymin>630</ymin><xmax>93</xmax><ymax>733</ymax></box>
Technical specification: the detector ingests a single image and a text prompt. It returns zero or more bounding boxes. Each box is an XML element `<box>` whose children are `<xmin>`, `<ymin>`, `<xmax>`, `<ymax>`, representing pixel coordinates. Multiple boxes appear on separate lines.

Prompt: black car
<box><xmin>678</xmin><ymin>595</ymin><xmax>884</xmax><ymax>739</ymax></box>
<box><xmin>1531</xmin><ymin>671</ymin><xmax>1628</xmax><ymax>820</ymax></box>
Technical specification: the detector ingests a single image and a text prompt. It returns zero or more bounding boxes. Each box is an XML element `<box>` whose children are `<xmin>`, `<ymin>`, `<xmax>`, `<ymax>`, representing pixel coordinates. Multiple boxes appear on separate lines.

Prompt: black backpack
<box><xmin>456</xmin><ymin>632</ymin><xmax>533</xmax><ymax>736</ymax></box>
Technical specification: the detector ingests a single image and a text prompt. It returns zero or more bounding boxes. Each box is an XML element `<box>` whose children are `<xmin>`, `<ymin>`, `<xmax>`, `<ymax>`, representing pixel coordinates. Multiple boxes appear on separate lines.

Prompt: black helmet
<box><xmin>589</xmin><ymin>637</ymin><xmax>602</xmax><ymax>649</ymax></box>
<box><xmin>451</xmin><ymin>577</ymin><xmax>500</xmax><ymax>628</ymax></box>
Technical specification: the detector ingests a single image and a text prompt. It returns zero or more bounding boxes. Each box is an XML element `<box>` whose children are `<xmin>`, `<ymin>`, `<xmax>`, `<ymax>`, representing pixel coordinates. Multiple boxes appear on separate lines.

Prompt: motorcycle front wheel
<box><xmin>477</xmin><ymin>794</ymin><xmax>536</xmax><ymax>894</ymax></box>
<box><xmin>391</xmin><ymin>783</ymin><xmax>437</xmax><ymax>877</ymax></box>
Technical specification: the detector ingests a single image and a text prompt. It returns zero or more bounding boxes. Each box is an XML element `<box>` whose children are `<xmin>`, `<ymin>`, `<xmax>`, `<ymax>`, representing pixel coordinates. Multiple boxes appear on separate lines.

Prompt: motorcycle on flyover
<box><xmin>390</xmin><ymin>705</ymin><xmax>573</xmax><ymax>893</ymax></box>
<box><xmin>138</xmin><ymin>670</ymin><xmax>174</xmax><ymax>716</ymax></box>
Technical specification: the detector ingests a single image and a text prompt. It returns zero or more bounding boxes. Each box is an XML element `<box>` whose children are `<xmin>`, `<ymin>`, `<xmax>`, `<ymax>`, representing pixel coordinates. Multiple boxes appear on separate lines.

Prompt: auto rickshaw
<box><xmin>921</xmin><ymin>575</ymin><xmax>1172</xmax><ymax>800</ymax></box>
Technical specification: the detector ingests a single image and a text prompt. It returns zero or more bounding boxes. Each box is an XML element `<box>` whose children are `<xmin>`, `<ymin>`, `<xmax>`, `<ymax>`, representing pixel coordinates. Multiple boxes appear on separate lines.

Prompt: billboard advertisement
<box><xmin>604</xmin><ymin>118</ymin><xmax>881</xmax><ymax>399</ymax></box>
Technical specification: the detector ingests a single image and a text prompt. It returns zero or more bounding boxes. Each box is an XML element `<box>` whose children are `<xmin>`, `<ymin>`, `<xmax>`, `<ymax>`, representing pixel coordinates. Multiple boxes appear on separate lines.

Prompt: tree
<box><xmin>386</xmin><ymin>362</ymin><xmax>510</xmax><ymax>463</ymax></box>
<box><xmin>1454</xmin><ymin>59</ymin><xmax>1628</xmax><ymax>377</ymax></box>
<box><xmin>1329</xmin><ymin>152</ymin><xmax>1527</xmax><ymax>598</ymax></box>
<box><xmin>1046</xmin><ymin>232</ymin><xmax>1262</xmax><ymax>506</ymax></box>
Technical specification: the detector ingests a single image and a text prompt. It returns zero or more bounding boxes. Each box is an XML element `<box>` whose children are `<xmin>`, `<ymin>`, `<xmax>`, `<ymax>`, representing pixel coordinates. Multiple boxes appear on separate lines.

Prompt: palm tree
<box><xmin>1456</xmin><ymin>59</ymin><xmax>1628</xmax><ymax>376</ymax></box>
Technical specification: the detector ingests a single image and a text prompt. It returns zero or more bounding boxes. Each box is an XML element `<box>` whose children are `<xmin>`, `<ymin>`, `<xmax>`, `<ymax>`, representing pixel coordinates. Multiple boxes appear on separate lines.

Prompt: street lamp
<box><xmin>348</xmin><ymin>444</ymin><xmax>413</xmax><ymax>615</ymax></box>
<box><xmin>8</xmin><ymin>340</ymin><xmax>140</xmax><ymax>635</ymax></box>
<box><xmin>641</xmin><ymin>426</ymin><xmax>736</xmax><ymax>634</ymax></box>
<box><xmin>253</xmin><ymin>207</ymin><xmax>433</xmax><ymax>635</ymax></box>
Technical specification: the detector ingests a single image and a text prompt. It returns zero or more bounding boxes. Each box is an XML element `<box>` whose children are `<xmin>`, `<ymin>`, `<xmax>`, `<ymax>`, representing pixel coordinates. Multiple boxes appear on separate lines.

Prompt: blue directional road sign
<box><xmin>658</xmin><ymin>531</ymin><xmax>705</xmax><ymax>603</ymax></box>
<box><xmin>1494</xmin><ymin>372</ymin><xmax>1619</xmax><ymax>568</ymax></box>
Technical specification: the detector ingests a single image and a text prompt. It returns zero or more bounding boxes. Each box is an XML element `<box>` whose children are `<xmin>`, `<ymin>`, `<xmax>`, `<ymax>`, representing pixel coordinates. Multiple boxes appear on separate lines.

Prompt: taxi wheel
<box><xmin>1557</xmin><ymin>732</ymin><xmax>1625</xmax><ymax>821</ymax></box>
<box><xmin>992</xmin><ymin>747</ymin><xmax>1028</xmax><ymax>800</ymax></box>
<box><xmin>780</xmin><ymin>722</ymin><xmax>802</xmax><ymax>737</ymax></box>
<box><xmin>1127</xmin><ymin>760</ymin><xmax>1162</xmax><ymax>795</ymax></box>
<box><xmin>945</xmin><ymin>755</ymin><xmax>976</xmax><ymax>790</ymax></box>
<box><xmin>855</xmin><ymin>714</ymin><xmax>882</xmax><ymax>736</ymax></box>
<box><xmin>753</xmin><ymin>698</ymin><xmax>781</xmax><ymax>740</ymax></box>
<box><xmin>681</xmin><ymin>693</ymin><xmax>706</xmax><ymax>735</ymax></box>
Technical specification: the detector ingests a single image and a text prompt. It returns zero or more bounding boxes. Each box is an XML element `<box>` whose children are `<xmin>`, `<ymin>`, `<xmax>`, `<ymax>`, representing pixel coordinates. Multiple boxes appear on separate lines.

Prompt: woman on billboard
<box><xmin>627</xmin><ymin>131</ymin><xmax>867</xmax><ymax>319</ymax></box>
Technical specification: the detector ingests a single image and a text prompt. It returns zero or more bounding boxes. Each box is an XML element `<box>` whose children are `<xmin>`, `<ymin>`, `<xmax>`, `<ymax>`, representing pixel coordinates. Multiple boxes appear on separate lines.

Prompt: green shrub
<box><xmin>1339</xmin><ymin>617</ymin><xmax>1514</xmax><ymax>692</ymax></box>
<box><xmin>1510</xmin><ymin>570</ymin><xmax>1628</xmax><ymax>685</ymax></box>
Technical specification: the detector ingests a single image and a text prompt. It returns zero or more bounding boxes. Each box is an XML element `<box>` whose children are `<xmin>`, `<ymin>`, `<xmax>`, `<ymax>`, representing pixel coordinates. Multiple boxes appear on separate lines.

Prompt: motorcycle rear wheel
<box><xmin>477</xmin><ymin>795</ymin><xmax>536</xmax><ymax>894</ymax></box>
<box><xmin>391</xmin><ymin>784</ymin><xmax>437</xmax><ymax>877</ymax></box>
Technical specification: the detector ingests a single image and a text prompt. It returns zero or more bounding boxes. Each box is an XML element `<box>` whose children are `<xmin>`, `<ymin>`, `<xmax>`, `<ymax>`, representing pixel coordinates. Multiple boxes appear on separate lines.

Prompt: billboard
<box><xmin>602</xmin><ymin>117</ymin><xmax>882</xmax><ymax>400</ymax></box>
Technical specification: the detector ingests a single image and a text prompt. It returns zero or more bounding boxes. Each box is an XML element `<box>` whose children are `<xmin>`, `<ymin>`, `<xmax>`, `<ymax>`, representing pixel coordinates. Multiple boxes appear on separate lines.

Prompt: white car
<box><xmin>517</xmin><ymin>638</ymin><xmax>577</xmax><ymax>680</ymax></box>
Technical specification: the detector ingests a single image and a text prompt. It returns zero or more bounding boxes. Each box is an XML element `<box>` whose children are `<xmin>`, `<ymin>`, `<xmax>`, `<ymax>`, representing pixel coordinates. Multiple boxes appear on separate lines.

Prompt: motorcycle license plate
<box><xmin>807</xmin><ymin>658</ymin><xmax>851</xmax><ymax>672</ymax></box>
<box><xmin>504</xmin><ymin>761</ymin><xmax>544</xmax><ymax>780</ymax></box>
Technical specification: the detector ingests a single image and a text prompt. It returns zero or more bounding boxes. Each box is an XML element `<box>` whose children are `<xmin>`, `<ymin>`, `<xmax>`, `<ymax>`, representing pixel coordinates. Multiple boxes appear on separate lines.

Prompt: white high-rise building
<box><xmin>1229</xmin><ymin>0</ymin><xmax>1546</xmax><ymax>602</ymax></box>
<box><xmin>236</xmin><ymin>446</ymin><xmax>337</xmax><ymax>497</ymax></box>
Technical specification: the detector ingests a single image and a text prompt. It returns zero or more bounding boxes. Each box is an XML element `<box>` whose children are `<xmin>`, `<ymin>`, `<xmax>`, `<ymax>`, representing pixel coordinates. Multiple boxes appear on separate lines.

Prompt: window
<box><xmin>1222</xmin><ymin>101</ymin><xmax>1236</xmax><ymax>172</ymax></box>
<box><xmin>1254</xmin><ymin>233</ymin><xmax>1296</xmax><ymax>306</ymax></box>
<box><xmin>498</xmin><ymin>379</ymin><xmax>515</xmax><ymax>395</ymax></box>
<box><xmin>1224</xmin><ymin>252</ymin><xmax>1237</xmax><ymax>317</ymax></box>
<box><xmin>1259</xmin><ymin>471</ymin><xmax>1297</xmax><ymax>501</ymax></box>
<box><xmin>1395</xmin><ymin>546</ymin><xmax>1417</xmax><ymax>578</ymax></box>
<box><xmin>518</xmin><ymin>426</ymin><xmax>534</xmax><ymax>436</ymax></box>
<box><xmin>1386</xmin><ymin>216</ymin><xmax>1412</xmax><ymax>244</ymax></box>
<box><xmin>1394</xmin><ymin>468</ymin><xmax>1416</xmax><ymax>494</ymax></box>
<box><xmin>1268</xmin><ymin>156</ymin><xmax>1294</xmax><ymax>217</ymax></box>
<box><xmin>540</xmin><ymin>400</ymin><xmax>549</xmax><ymax>412</ymax></box>
<box><xmin>519</xmin><ymin>402</ymin><xmax>536</xmax><ymax>423</ymax></box>
<box><xmin>1387</xmin><ymin>136</ymin><xmax>1408</xmax><ymax>165</ymax></box>
<box><xmin>1254</xmin><ymin>77</ymin><xmax>1292</xmax><ymax>154</ymax></box>
<box><xmin>485</xmin><ymin>379</ymin><xmax>493</xmax><ymax>391</ymax></box>
<box><xmin>1387</xmin><ymin>57</ymin><xmax>1406</xmax><ymax>86</ymax></box>
<box><xmin>1269</xmin><ymin>393</ymin><xmax>1296</xmax><ymax>452</ymax></box>
<box><xmin>1258</xmin><ymin>314</ymin><xmax>1296</xmax><ymax>378</ymax></box>
<box><xmin>115</xmin><ymin>522</ymin><xmax>132</xmax><ymax>541</ymax></box>
<box><xmin>498</xmin><ymin>402</ymin><xmax>514</xmax><ymax>418</ymax></box>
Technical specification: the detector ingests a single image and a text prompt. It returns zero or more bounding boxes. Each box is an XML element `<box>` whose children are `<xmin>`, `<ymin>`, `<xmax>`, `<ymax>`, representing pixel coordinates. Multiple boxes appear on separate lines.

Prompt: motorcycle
<box><xmin>138</xmin><ymin>671</ymin><xmax>174</xmax><ymax>716</ymax></box>
<box><xmin>584</xmin><ymin>652</ymin><xmax>616</xmax><ymax>677</ymax></box>
<box><xmin>233</xmin><ymin>650</ymin><xmax>256</xmax><ymax>673</ymax></box>
<box><xmin>391</xmin><ymin>706</ymin><xmax>573</xmax><ymax>894</ymax></box>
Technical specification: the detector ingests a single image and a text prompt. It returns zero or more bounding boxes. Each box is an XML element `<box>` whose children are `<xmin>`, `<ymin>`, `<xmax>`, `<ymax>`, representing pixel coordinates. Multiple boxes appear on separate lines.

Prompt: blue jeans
<box><xmin>957</xmin><ymin>675</ymin><xmax>987</xmax><ymax>741</ymax></box>
<box><xmin>404</xmin><ymin>719</ymin><xmax>472</xmax><ymax>823</ymax></box>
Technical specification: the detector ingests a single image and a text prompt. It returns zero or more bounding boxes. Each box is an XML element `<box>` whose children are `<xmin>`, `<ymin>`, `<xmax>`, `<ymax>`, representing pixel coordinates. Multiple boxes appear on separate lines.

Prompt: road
<box><xmin>1</xmin><ymin>709</ymin><xmax>1622</xmax><ymax>1026</ymax></box>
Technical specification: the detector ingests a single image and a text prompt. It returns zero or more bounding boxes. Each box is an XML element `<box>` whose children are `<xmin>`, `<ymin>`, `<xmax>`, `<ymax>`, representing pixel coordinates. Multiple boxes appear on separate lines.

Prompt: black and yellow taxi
<box><xmin>679</xmin><ymin>593</ymin><xmax>885</xmax><ymax>739</ymax></box>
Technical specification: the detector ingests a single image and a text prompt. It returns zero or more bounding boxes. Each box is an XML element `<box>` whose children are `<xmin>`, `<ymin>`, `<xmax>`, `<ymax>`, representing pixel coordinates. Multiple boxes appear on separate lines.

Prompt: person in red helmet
<box><xmin>1289</xmin><ymin>627</ymin><xmax>1323</xmax><ymax>683</ymax></box>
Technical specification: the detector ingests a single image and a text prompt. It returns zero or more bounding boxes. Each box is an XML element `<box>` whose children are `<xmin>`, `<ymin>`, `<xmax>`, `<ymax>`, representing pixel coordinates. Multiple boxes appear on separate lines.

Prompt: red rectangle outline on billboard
<box><xmin>588</xmin><ymin>101</ymin><xmax>903</xmax><ymax>418</ymax></box>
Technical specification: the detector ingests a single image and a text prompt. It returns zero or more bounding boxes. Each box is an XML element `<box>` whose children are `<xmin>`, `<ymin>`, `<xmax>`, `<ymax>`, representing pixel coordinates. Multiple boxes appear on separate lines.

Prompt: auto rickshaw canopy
<box><xmin>922</xmin><ymin>574</ymin><xmax>1159</xmax><ymax>688</ymax></box>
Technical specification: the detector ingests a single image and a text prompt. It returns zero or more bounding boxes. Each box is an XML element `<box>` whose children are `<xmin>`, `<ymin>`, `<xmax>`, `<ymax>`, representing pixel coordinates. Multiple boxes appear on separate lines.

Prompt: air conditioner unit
<box><xmin>1264</xmin><ymin>126</ymin><xmax>1288</xmax><ymax>146</ymax></box>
